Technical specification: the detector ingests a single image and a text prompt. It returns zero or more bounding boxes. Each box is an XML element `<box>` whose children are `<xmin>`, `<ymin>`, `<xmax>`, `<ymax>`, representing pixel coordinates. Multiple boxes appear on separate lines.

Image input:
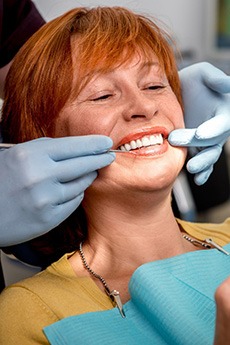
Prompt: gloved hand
<box><xmin>168</xmin><ymin>62</ymin><xmax>230</xmax><ymax>185</ymax></box>
<box><xmin>0</xmin><ymin>135</ymin><xmax>115</xmax><ymax>246</ymax></box>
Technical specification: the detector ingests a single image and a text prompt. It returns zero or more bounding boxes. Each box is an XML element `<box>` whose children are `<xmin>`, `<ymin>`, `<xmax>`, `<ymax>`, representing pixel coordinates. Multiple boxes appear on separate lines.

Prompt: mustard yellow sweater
<box><xmin>0</xmin><ymin>218</ymin><xmax>230</xmax><ymax>345</ymax></box>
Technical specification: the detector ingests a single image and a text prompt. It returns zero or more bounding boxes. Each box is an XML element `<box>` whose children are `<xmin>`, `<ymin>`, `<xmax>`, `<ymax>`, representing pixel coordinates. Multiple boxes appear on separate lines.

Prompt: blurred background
<box><xmin>33</xmin><ymin>0</ymin><xmax>230</xmax><ymax>72</ymax></box>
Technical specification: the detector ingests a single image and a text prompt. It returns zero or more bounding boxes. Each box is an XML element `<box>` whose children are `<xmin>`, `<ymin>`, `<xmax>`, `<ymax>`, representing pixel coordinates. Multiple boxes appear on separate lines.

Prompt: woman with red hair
<box><xmin>0</xmin><ymin>6</ymin><xmax>230</xmax><ymax>345</ymax></box>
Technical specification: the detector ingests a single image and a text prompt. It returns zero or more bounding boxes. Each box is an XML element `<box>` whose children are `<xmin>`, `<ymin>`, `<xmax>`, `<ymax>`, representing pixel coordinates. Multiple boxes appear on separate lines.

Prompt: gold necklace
<box><xmin>78</xmin><ymin>242</ymin><xmax>126</xmax><ymax>318</ymax></box>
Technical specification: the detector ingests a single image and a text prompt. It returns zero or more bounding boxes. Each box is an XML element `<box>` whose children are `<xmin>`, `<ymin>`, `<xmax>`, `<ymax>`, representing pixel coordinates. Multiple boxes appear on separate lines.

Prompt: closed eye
<box><xmin>91</xmin><ymin>94</ymin><xmax>113</xmax><ymax>101</ymax></box>
<box><xmin>147</xmin><ymin>85</ymin><xmax>167</xmax><ymax>90</ymax></box>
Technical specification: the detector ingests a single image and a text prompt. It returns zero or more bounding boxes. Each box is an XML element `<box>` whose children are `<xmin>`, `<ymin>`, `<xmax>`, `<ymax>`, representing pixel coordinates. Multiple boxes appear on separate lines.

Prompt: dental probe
<box><xmin>109</xmin><ymin>149</ymin><xmax>129</xmax><ymax>153</ymax></box>
<box><xmin>0</xmin><ymin>144</ymin><xmax>130</xmax><ymax>153</ymax></box>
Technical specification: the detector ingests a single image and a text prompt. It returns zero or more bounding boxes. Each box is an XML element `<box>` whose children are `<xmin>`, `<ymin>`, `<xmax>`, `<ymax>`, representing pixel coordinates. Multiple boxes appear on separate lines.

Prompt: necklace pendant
<box><xmin>204</xmin><ymin>238</ymin><xmax>230</xmax><ymax>256</ymax></box>
<box><xmin>109</xmin><ymin>290</ymin><xmax>126</xmax><ymax>318</ymax></box>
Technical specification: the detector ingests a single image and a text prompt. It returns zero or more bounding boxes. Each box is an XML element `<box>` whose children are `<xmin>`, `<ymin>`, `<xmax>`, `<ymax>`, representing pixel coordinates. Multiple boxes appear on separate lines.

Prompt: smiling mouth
<box><xmin>117</xmin><ymin>134</ymin><xmax>164</xmax><ymax>152</ymax></box>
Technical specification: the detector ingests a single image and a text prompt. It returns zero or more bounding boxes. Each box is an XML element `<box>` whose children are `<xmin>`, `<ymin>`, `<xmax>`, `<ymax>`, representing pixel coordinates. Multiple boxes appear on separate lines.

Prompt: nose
<box><xmin>122</xmin><ymin>89</ymin><xmax>158</xmax><ymax>121</ymax></box>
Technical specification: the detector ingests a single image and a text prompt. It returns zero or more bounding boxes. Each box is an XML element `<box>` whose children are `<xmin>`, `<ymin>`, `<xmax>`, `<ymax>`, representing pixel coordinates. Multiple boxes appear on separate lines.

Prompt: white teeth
<box><xmin>118</xmin><ymin>134</ymin><xmax>164</xmax><ymax>151</ymax></box>
<box><xmin>150</xmin><ymin>134</ymin><xmax>163</xmax><ymax>145</ymax></box>
<box><xmin>136</xmin><ymin>139</ymin><xmax>142</xmax><ymax>148</ymax></box>
<box><xmin>130</xmin><ymin>140</ymin><xmax>137</xmax><ymax>150</ymax></box>
<box><xmin>142</xmin><ymin>137</ymin><xmax>151</xmax><ymax>147</ymax></box>
<box><xmin>124</xmin><ymin>143</ymin><xmax>131</xmax><ymax>151</ymax></box>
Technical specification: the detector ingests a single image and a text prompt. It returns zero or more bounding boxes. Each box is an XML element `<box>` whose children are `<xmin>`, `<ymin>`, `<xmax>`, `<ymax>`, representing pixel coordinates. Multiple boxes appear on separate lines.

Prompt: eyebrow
<box><xmin>138</xmin><ymin>61</ymin><xmax>160</xmax><ymax>71</ymax></box>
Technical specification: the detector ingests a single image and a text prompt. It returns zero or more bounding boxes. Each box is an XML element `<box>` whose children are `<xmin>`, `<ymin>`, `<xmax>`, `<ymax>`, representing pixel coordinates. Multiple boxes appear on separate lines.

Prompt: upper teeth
<box><xmin>119</xmin><ymin>134</ymin><xmax>163</xmax><ymax>151</ymax></box>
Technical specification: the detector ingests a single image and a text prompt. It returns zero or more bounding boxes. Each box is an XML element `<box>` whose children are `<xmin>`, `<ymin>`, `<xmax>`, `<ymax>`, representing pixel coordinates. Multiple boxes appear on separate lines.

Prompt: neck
<box><xmin>69</xmin><ymin>188</ymin><xmax>193</xmax><ymax>304</ymax></box>
<box><xmin>82</xmin><ymin>188</ymin><xmax>186</xmax><ymax>269</ymax></box>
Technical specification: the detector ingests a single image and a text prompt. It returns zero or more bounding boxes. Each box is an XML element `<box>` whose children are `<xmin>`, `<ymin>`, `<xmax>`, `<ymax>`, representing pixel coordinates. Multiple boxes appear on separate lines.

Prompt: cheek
<box><xmin>54</xmin><ymin>107</ymin><xmax>112</xmax><ymax>137</ymax></box>
<box><xmin>164</xmin><ymin>96</ymin><xmax>184</xmax><ymax>129</ymax></box>
<box><xmin>174</xmin><ymin>109</ymin><xmax>185</xmax><ymax>129</ymax></box>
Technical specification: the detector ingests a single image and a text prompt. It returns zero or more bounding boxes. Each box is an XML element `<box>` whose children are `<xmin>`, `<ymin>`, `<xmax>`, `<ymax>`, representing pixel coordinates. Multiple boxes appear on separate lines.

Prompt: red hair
<box><xmin>1</xmin><ymin>7</ymin><xmax>182</xmax><ymax>266</ymax></box>
<box><xmin>2</xmin><ymin>6</ymin><xmax>181</xmax><ymax>143</ymax></box>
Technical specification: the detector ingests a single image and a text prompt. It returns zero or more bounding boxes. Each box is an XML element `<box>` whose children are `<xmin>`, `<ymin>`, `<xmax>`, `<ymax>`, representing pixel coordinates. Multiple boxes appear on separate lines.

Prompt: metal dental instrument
<box><xmin>109</xmin><ymin>149</ymin><xmax>129</xmax><ymax>153</ymax></box>
<box><xmin>0</xmin><ymin>144</ymin><xmax>129</xmax><ymax>153</ymax></box>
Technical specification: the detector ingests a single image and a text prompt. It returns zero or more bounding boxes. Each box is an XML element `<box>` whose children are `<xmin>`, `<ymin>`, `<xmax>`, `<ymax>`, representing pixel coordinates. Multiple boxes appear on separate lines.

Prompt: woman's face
<box><xmin>55</xmin><ymin>52</ymin><xmax>186</xmax><ymax>194</ymax></box>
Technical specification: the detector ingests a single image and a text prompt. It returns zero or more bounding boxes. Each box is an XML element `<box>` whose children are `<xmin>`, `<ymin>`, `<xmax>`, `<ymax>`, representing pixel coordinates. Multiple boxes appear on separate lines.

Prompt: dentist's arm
<box><xmin>0</xmin><ymin>136</ymin><xmax>115</xmax><ymax>246</ymax></box>
<box><xmin>168</xmin><ymin>62</ymin><xmax>230</xmax><ymax>185</ymax></box>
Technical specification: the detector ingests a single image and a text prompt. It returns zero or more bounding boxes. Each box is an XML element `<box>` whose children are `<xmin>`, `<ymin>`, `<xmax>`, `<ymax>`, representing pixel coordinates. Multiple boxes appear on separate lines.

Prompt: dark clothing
<box><xmin>0</xmin><ymin>0</ymin><xmax>45</xmax><ymax>291</ymax></box>
<box><xmin>0</xmin><ymin>0</ymin><xmax>45</xmax><ymax>67</ymax></box>
<box><xmin>186</xmin><ymin>146</ymin><xmax>230</xmax><ymax>212</ymax></box>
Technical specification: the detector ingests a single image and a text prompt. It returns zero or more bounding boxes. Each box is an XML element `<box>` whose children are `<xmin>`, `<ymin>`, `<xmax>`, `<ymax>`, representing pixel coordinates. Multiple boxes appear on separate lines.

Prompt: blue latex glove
<box><xmin>168</xmin><ymin>62</ymin><xmax>230</xmax><ymax>185</ymax></box>
<box><xmin>0</xmin><ymin>135</ymin><xmax>115</xmax><ymax>246</ymax></box>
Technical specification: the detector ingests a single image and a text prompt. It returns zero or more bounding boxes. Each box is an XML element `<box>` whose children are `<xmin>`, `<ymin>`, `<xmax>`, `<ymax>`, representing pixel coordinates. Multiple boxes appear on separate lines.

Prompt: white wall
<box><xmin>33</xmin><ymin>0</ymin><xmax>206</xmax><ymax>64</ymax></box>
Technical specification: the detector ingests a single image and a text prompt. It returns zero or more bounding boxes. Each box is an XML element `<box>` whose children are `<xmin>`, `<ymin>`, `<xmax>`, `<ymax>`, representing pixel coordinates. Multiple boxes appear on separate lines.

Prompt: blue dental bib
<box><xmin>44</xmin><ymin>244</ymin><xmax>230</xmax><ymax>345</ymax></box>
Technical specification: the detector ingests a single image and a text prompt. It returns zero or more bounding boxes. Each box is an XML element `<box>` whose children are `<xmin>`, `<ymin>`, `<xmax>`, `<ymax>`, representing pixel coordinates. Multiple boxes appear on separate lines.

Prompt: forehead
<box><xmin>70</xmin><ymin>47</ymin><xmax>165</xmax><ymax>96</ymax></box>
<box><xmin>120</xmin><ymin>54</ymin><xmax>164</xmax><ymax>77</ymax></box>
<box><xmin>72</xmin><ymin>36</ymin><xmax>163</xmax><ymax>70</ymax></box>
